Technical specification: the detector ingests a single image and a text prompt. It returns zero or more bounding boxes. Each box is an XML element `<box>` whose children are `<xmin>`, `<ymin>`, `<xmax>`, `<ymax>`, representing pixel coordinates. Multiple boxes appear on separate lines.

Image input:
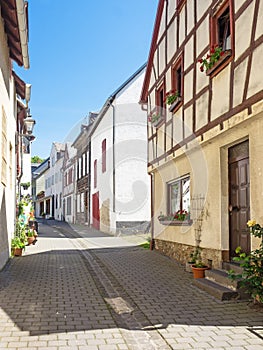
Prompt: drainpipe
<box><xmin>150</xmin><ymin>172</ymin><xmax>155</xmax><ymax>250</ymax></box>
<box><xmin>109</xmin><ymin>103</ymin><xmax>116</xmax><ymax>213</ymax></box>
<box><xmin>16</xmin><ymin>0</ymin><xmax>30</xmax><ymax>69</ymax></box>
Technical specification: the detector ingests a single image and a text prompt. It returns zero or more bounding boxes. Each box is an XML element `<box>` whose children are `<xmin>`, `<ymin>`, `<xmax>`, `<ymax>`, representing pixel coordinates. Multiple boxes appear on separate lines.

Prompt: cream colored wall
<box><xmin>153</xmin><ymin>105</ymin><xmax>263</xmax><ymax>254</ymax></box>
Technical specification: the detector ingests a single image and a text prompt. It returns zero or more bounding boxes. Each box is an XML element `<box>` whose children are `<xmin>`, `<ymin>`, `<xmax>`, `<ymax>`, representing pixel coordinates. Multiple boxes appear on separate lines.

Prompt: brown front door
<box><xmin>229</xmin><ymin>141</ymin><xmax>250</xmax><ymax>258</ymax></box>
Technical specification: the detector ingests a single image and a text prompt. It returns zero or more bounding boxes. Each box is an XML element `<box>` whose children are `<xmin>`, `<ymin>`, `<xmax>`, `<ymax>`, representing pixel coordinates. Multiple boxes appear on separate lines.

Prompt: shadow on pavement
<box><xmin>0</xmin><ymin>221</ymin><xmax>262</xmax><ymax>336</ymax></box>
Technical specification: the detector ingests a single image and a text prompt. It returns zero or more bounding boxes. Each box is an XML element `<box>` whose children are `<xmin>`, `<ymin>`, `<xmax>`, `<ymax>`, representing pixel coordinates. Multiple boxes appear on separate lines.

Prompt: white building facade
<box><xmin>45</xmin><ymin>143</ymin><xmax>65</xmax><ymax>220</ymax></box>
<box><xmin>90</xmin><ymin>65</ymin><xmax>151</xmax><ymax>234</ymax></box>
<box><xmin>62</xmin><ymin>143</ymin><xmax>76</xmax><ymax>223</ymax></box>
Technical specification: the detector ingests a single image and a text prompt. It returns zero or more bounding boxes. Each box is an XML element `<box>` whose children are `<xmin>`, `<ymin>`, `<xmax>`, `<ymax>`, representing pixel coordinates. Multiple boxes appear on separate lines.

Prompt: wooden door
<box><xmin>229</xmin><ymin>141</ymin><xmax>250</xmax><ymax>257</ymax></box>
<box><xmin>92</xmin><ymin>192</ymin><xmax>100</xmax><ymax>230</ymax></box>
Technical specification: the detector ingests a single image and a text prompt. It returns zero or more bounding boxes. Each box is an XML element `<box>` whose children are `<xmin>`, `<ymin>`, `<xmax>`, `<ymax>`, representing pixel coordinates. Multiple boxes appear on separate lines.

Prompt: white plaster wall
<box><xmin>167</xmin><ymin>20</ymin><xmax>176</xmax><ymax>64</ymax></box>
<box><xmin>178</xmin><ymin>6</ymin><xmax>186</xmax><ymax>47</ymax></box>
<box><xmin>187</xmin><ymin>0</ymin><xmax>195</xmax><ymax>34</ymax></box>
<box><xmin>247</xmin><ymin>44</ymin><xmax>263</xmax><ymax>99</ymax></box>
<box><xmin>196</xmin><ymin>0</ymin><xmax>211</xmax><ymax>22</ymax></box>
<box><xmin>233</xmin><ymin>58</ymin><xmax>248</xmax><ymax>107</ymax></box>
<box><xmin>184</xmin><ymin>37</ymin><xmax>194</xmax><ymax>71</ymax></box>
<box><xmin>196</xmin><ymin>15</ymin><xmax>209</xmax><ymax>58</ymax></box>
<box><xmin>211</xmin><ymin>65</ymin><xmax>231</xmax><ymax>121</ymax></box>
<box><xmin>90</xmin><ymin>108</ymin><xmax>114</xmax><ymax>232</ymax></box>
<box><xmin>255</xmin><ymin>0</ymin><xmax>263</xmax><ymax>40</ymax></box>
<box><xmin>167</xmin><ymin>0</ymin><xmax>176</xmax><ymax>24</ymax></box>
<box><xmin>0</xmin><ymin>21</ymin><xmax>16</xmax><ymax>270</ymax></box>
<box><xmin>235</xmin><ymin>1</ymin><xmax>255</xmax><ymax>60</ymax></box>
<box><xmin>158</xmin><ymin>38</ymin><xmax>166</xmax><ymax>76</ymax></box>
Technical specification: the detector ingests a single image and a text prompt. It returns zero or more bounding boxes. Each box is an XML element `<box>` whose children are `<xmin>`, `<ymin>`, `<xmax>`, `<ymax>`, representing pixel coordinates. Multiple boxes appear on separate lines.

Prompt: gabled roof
<box><xmin>140</xmin><ymin>0</ymin><xmax>165</xmax><ymax>104</ymax></box>
<box><xmin>0</xmin><ymin>0</ymin><xmax>29</xmax><ymax>68</ymax></box>
<box><xmin>90</xmin><ymin>63</ymin><xmax>147</xmax><ymax>137</ymax></box>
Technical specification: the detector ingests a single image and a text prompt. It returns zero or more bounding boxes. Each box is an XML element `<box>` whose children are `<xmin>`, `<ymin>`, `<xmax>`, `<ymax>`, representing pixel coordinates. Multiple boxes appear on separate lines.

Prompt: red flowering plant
<box><xmin>165</xmin><ymin>90</ymin><xmax>180</xmax><ymax>105</ymax></box>
<box><xmin>158</xmin><ymin>209</ymin><xmax>189</xmax><ymax>222</ymax></box>
<box><xmin>198</xmin><ymin>45</ymin><xmax>224</xmax><ymax>72</ymax></box>
<box><xmin>148</xmin><ymin>111</ymin><xmax>163</xmax><ymax>126</ymax></box>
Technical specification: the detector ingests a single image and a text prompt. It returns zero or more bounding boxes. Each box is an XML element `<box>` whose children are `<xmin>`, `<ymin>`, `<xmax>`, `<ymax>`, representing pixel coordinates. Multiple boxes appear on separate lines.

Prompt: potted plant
<box><xmin>191</xmin><ymin>260</ymin><xmax>209</xmax><ymax>278</ymax></box>
<box><xmin>198</xmin><ymin>45</ymin><xmax>232</xmax><ymax>75</ymax></box>
<box><xmin>26</xmin><ymin>228</ymin><xmax>36</xmax><ymax>245</ymax></box>
<box><xmin>41</xmin><ymin>212</ymin><xmax>46</xmax><ymax>219</ymax></box>
<box><xmin>20</xmin><ymin>182</ymin><xmax>30</xmax><ymax>190</ymax></box>
<box><xmin>166</xmin><ymin>90</ymin><xmax>181</xmax><ymax>112</ymax></box>
<box><xmin>148</xmin><ymin>112</ymin><xmax>164</xmax><ymax>128</ymax></box>
<box><xmin>11</xmin><ymin>237</ymin><xmax>25</xmax><ymax>256</ymax></box>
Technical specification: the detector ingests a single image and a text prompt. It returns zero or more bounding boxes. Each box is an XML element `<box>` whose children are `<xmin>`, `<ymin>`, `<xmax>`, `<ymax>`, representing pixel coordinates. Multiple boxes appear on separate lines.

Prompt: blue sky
<box><xmin>15</xmin><ymin>0</ymin><xmax>158</xmax><ymax>159</ymax></box>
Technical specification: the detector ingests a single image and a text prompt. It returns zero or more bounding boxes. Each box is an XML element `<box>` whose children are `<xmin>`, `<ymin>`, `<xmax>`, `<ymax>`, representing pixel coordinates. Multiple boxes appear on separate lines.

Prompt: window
<box><xmin>94</xmin><ymin>159</ymin><xmax>97</xmax><ymax>188</ymax></box>
<box><xmin>172</xmin><ymin>58</ymin><xmax>182</xmax><ymax>98</ymax></box>
<box><xmin>102</xmin><ymin>139</ymin><xmax>106</xmax><ymax>173</ymax></box>
<box><xmin>156</xmin><ymin>85</ymin><xmax>165</xmax><ymax>113</ymax></box>
<box><xmin>209</xmin><ymin>0</ymin><xmax>234</xmax><ymax>74</ymax></box>
<box><xmin>168</xmin><ymin>176</ymin><xmax>190</xmax><ymax>215</ymax></box>
<box><xmin>66</xmin><ymin>197</ymin><xmax>72</xmax><ymax>215</ymax></box>
<box><xmin>82</xmin><ymin>153</ymin><xmax>86</xmax><ymax>176</ymax></box>
<box><xmin>78</xmin><ymin>158</ymin><xmax>81</xmax><ymax>179</ymax></box>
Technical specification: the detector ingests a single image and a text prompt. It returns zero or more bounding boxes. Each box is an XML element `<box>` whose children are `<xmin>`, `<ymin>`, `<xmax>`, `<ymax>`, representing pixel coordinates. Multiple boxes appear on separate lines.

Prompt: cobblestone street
<box><xmin>0</xmin><ymin>221</ymin><xmax>262</xmax><ymax>350</ymax></box>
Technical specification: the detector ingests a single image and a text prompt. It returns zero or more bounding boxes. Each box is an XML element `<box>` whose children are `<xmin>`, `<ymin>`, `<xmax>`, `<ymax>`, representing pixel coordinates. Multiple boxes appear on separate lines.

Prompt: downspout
<box><xmin>16</xmin><ymin>0</ymin><xmax>30</xmax><ymax>69</ymax></box>
<box><xmin>150</xmin><ymin>172</ymin><xmax>155</xmax><ymax>250</ymax></box>
<box><xmin>109</xmin><ymin>103</ymin><xmax>116</xmax><ymax>213</ymax></box>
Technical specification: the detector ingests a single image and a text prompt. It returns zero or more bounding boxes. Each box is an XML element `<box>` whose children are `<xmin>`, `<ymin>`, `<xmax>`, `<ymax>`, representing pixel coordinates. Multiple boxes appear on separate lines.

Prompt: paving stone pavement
<box><xmin>0</xmin><ymin>220</ymin><xmax>262</xmax><ymax>350</ymax></box>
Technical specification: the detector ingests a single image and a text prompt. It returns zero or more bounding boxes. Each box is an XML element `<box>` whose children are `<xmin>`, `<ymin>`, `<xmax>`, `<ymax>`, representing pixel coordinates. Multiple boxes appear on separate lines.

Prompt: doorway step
<box><xmin>193</xmin><ymin>262</ymin><xmax>249</xmax><ymax>301</ymax></box>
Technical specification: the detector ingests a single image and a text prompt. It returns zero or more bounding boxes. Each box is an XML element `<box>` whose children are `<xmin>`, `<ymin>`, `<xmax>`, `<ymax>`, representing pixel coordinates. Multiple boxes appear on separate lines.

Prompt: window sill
<box><xmin>206</xmin><ymin>50</ymin><xmax>232</xmax><ymax>77</ymax></box>
<box><xmin>158</xmin><ymin>219</ymin><xmax>193</xmax><ymax>226</ymax></box>
<box><xmin>168</xmin><ymin>97</ymin><xmax>182</xmax><ymax>113</ymax></box>
<box><xmin>152</xmin><ymin>117</ymin><xmax>165</xmax><ymax>128</ymax></box>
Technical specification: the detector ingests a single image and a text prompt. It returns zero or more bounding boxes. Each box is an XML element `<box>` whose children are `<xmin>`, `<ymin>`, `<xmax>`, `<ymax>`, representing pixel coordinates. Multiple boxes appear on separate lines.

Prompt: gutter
<box><xmin>16</xmin><ymin>0</ymin><xmax>30</xmax><ymax>69</ymax></box>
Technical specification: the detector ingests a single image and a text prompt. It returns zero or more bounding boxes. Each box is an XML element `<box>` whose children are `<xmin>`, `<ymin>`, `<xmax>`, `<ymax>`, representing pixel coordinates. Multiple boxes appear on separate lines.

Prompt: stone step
<box><xmin>222</xmin><ymin>261</ymin><xmax>243</xmax><ymax>274</ymax></box>
<box><xmin>193</xmin><ymin>278</ymin><xmax>239</xmax><ymax>301</ymax></box>
<box><xmin>205</xmin><ymin>268</ymin><xmax>240</xmax><ymax>290</ymax></box>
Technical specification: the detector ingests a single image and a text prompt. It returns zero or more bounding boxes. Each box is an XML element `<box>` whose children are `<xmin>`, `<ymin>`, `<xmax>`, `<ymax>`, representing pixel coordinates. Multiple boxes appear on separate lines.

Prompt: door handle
<box><xmin>229</xmin><ymin>204</ymin><xmax>240</xmax><ymax>213</ymax></box>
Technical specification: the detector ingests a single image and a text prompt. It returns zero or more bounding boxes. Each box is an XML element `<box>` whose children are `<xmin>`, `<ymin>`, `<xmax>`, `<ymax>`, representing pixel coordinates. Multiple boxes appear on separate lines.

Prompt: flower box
<box><xmin>152</xmin><ymin>116</ymin><xmax>165</xmax><ymax>128</ymax></box>
<box><xmin>168</xmin><ymin>97</ymin><xmax>182</xmax><ymax>113</ymax></box>
<box><xmin>158</xmin><ymin>219</ymin><xmax>192</xmax><ymax>226</ymax></box>
<box><xmin>206</xmin><ymin>50</ymin><xmax>232</xmax><ymax>76</ymax></box>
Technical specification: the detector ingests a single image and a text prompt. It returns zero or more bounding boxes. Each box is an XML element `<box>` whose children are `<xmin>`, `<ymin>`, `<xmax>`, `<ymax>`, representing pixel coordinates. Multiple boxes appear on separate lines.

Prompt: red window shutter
<box><xmin>102</xmin><ymin>139</ymin><xmax>106</xmax><ymax>173</ymax></box>
<box><xmin>94</xmin><ymin>159</ymin><xmax>97</xmax><ymax>188</ymax></box>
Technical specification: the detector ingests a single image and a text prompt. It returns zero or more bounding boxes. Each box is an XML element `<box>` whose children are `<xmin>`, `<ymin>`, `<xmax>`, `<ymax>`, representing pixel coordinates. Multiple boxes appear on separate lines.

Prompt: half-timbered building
<box><xmin>140</xmin><ymin>0</ymin><xmax>263</xmax><ymax>268</ymax></box>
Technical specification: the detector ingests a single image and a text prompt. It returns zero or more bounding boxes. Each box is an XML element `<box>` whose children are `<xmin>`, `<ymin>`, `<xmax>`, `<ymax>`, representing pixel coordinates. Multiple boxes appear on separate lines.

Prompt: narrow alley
<box><xmin>0</xmin><ymin>221</ymin><xmax>262</xmax><ymax>350</ymax></box>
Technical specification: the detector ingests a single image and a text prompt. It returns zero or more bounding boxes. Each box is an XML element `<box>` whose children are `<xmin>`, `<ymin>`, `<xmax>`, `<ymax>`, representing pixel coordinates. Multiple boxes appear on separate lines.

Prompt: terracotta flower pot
<box><xmin>27</xmin><ymin>236</ymin><xmax>35</xmax><ymax>245</ymax></box>
<box><xmin>13</xmin><ymin>248</ymin><xmax>23</xmax><ymax>256</ymax></box>
<box><xmin>191</xmin><ymin>265</ymin><xmax>209</xmax><ymax>278</ymax></box>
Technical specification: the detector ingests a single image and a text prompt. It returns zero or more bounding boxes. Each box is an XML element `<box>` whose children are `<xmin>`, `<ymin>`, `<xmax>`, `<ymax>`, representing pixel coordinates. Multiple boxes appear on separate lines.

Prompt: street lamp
<box><xmin>23</xmin><ymin>115</ymin><xmax>36</xmax><ymax>135</ymax></box>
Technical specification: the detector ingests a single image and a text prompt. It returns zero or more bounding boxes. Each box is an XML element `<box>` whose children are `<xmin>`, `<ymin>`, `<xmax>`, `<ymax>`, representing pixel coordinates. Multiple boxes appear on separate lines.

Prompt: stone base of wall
<box><xmin>76</xmin><ymin>213</ymin><xmax>87</xmax><ymax>225</ymax></box>
<box><xmin>154</xmin><ymin>239</ymin><xmax>228</xmax><ymax>269</ymax></box>
<box><xmin>116</xmin><ymin>221</ymin><xmax>151</xmax><ymax>235</ymax></box>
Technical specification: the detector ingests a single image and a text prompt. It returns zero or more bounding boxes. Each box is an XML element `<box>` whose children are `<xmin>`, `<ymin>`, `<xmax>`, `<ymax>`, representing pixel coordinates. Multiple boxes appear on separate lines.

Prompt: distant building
<box><xmin>72</xmin><ymin>113</ymin><xmax>97</xmax><ymax>225</ymax></box>
<box><xmin>45</xmin><ymin>143</ymin><xmax>65</xmax><ymax>220</ymax></box>
<box><xmin>32</xmin><ymin>158</ymin><xmax>50</xmax><ymax>218</ymax></box>
<box><xmin>62</xmin><ymin>143</ymin><xmax>76</xmax><ymax>223</ymax></box>
<box><xmin>90</xmin><ymin>64</ymin><xmax>151</xmax><ymax>234</ymax></box>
